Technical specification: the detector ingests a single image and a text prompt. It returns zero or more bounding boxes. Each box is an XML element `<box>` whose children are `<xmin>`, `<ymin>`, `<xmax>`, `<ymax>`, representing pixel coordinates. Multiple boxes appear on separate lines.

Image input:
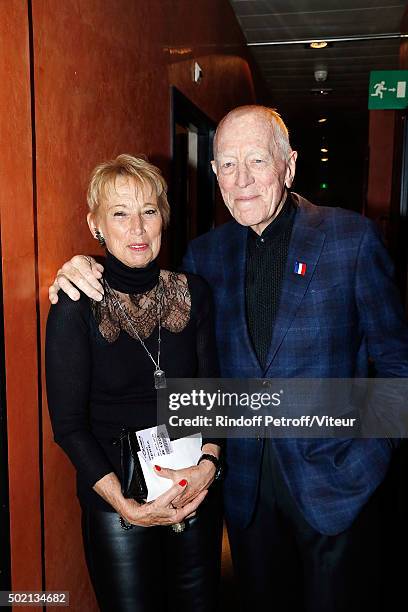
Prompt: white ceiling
<box><xmin>230</xmin><ymin>0</ymin><xmax>407</xmax><ymax>114</ymax></box>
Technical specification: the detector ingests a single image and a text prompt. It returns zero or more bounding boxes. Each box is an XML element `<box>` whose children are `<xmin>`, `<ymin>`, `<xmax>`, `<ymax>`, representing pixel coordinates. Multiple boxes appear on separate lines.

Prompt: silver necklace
<box><xmin>108</xmin><ymin>278</ymin><xmax>167</xmax><ymax>390</ymax></box>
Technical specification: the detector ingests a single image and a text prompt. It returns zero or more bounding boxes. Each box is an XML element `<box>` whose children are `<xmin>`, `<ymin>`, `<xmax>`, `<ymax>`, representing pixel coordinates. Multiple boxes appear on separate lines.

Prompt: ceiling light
<box><xmin>321</xmin><ymin>157</ymin><xmax>329</xmax><ymax>162</ymax></box>
<box><xmin>310</xmin><ymin>41</ymin><xmax>328</xmax><ymax>49</ymax></box>
<box><xmin>249</xmin><ymin>34</ymin><xmax>404</xmax><ymax>48</ymax></box>
<box><xmin>321</xmin><ymin>148</ymin><xmax>328</xmax><ymax>153</ymax></box>
<box><xmin>318</xmin><ymin>118</ymin><xmax>327</xmax><ymax>123</ymax></box>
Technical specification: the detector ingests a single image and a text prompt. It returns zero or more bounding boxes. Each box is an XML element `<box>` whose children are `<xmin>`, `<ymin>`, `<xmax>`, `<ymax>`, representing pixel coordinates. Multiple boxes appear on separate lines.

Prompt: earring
<box><xmin>94</xmin><ymin>229</ymin><xmax>106</xmax><ymax>247</ymax></box>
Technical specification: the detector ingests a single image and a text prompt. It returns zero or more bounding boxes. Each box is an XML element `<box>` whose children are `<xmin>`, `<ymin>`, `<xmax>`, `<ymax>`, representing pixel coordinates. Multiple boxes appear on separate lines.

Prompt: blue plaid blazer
<box><xmin>182</xmin><ymin>194</ymin><xmax>408</xmax><ymax>535</ymax></box>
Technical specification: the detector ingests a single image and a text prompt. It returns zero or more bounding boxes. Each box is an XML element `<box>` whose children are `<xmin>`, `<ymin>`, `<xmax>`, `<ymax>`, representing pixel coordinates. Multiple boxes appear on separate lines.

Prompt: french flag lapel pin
<box><xmin>294</xmin><ymin>261</ymin><xmax>307</xmax><ymax>276</ymax></box>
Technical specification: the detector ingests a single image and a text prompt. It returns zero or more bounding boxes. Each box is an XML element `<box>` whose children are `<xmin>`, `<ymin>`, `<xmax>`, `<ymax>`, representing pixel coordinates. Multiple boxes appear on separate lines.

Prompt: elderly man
<box><xmin>49</xmin><ymin>106</ymin><xmax>408</xmax><ymax>611</ymax></box>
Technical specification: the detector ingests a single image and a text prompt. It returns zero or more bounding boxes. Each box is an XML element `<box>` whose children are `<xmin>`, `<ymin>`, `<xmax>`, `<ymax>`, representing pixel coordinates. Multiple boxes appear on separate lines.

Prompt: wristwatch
<box><xmin>197</xmin><ymin>453</ymin><xmax>224</xmax><ymax>481</ymax></box>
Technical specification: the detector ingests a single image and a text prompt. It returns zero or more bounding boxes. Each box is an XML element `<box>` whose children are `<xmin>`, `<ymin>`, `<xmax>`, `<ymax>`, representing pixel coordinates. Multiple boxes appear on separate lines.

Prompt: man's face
<box><xmin>212</xmin><ymin>111</ymin><xmax>297</xmax><ymax>235</ymax></box>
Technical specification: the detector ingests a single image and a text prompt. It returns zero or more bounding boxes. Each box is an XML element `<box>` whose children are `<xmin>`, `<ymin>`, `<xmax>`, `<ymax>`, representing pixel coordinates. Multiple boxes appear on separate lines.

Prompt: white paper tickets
<box><xmin>137</xmin><ymin>433</ymin><xmax>202</xmax><ymax>502</ymax></box>
<box><xmin>136</xmin><ymin>424</ymin><xmax>172</xmax><ymax>463</ymax></box>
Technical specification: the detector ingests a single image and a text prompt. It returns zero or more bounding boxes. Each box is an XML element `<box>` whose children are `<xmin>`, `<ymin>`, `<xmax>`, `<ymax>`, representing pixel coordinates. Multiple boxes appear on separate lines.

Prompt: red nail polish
<box><xmin>155</xmin><ymin>465</ymin><xmax>161</xmax><ymax>471</ymax></box>
<box><xmin>179</xmin><ymin>479</ymin><xmax>187</xmax><ymax>487</ymax></box>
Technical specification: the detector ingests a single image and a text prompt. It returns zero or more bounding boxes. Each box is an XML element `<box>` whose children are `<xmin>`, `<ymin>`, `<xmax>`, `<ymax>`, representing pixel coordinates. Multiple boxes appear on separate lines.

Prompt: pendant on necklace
<box><xmin>154</xmin><ymin>369</ymin><xmax>167</xmax><ymax>389</ymax></box>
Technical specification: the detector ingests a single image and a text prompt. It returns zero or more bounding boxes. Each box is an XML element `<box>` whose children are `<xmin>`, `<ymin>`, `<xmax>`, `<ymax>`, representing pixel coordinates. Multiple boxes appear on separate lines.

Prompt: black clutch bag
<box><xmin>119</xmin><ymin>429</ymin><xmax>148</xmax><ymax>503</ymax></box>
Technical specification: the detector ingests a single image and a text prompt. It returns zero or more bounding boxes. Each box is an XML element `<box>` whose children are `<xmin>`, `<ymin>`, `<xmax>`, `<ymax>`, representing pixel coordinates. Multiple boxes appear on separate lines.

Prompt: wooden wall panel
<box><xmin>32</xmin><ymin>1</ymin><xmax>168</xmax><ymax>607</ymax></box>
<box><xmin>366</xmin><ymin>110</ymin><xmax>396</xmax><ymax>221</ymax></box>
<box><xmin>0</xmin><ymin>0</ymin><xmax>42</xmax><ymax>593</ymax></box>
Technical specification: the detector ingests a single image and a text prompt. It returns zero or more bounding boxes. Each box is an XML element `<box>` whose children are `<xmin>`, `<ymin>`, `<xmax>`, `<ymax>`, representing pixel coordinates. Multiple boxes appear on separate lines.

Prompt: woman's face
<box><xmin>88</xmin><ymin>176</ymin><xmax>162</xmax><ymax>268</ymax></box>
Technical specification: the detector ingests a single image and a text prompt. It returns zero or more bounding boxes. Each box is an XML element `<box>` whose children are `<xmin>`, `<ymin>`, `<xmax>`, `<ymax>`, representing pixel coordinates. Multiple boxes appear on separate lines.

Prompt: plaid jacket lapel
<box><xmin>263</xmin><ymin>197</ymin><xmax>326</xmax><ymax>374</ymax></box>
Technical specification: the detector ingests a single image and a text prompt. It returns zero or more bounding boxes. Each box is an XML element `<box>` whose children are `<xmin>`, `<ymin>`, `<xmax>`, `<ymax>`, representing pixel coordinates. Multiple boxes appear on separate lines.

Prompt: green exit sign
<box><xmin>368</xmin><ymin>70</ymin><xmax>408</xmax><ymax>110</ymax></box>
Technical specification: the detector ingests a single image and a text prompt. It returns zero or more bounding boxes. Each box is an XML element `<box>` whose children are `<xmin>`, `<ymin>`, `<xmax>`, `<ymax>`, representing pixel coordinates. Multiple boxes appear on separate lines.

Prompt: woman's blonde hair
<box><xmin>87</xmin><ymin>154</ymin><xmax>170</xmax><ymax>228</ymax></box>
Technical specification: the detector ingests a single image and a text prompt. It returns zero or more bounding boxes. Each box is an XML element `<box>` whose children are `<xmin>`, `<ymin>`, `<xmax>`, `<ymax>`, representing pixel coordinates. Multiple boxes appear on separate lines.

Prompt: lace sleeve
<box><xmin>45</xmin><ymin>293</ymin><xmax>114</xmax><ymax>488</ymax></box>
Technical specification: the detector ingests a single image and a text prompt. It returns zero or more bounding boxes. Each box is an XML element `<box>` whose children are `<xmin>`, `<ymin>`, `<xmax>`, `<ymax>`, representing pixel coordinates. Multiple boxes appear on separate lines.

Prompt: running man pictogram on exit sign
<box><xmin>369</xmin><ymin>70</ymin><xmax>408</xmax><ymax>110</ymax></box>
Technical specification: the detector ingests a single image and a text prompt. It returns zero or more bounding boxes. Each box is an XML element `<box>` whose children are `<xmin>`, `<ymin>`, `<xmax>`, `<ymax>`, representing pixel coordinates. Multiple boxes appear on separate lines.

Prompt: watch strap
<box><xmin>198</xmin><ymin>453</ymin><xmax>223</xmax><ymax>481</ymax></box>
<box><xmin>198</xmin><ymin>453</ymin><xmax>219</xmax><ymax>469</ymax></box>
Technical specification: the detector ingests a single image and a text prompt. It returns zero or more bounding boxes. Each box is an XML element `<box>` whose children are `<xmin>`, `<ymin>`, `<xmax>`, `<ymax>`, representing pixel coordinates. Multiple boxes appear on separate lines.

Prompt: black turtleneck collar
<box><xmin>247</xmin><ymin>191</ymin><xmax>295</xmax><ymax>250</ymax></box>
<box><xmin>104</xmin><ymin>250</ymin><xmax>160</xmax><ymax>294</ymax></box>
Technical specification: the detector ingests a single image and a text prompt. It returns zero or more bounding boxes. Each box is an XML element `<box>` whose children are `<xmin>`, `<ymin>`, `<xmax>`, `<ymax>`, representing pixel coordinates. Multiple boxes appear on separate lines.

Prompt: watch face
<box><xmin>214</xmin><ymin>463</ymin><xmax>223</xmax><ymax>481</ymax></box>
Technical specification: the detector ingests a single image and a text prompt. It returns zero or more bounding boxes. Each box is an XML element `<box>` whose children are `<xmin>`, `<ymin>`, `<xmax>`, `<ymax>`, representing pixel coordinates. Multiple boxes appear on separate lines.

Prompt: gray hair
<box><xmin>213</xmin><ymin>105</ymin><xmax>292</xmax><ymax>161</ymax></box>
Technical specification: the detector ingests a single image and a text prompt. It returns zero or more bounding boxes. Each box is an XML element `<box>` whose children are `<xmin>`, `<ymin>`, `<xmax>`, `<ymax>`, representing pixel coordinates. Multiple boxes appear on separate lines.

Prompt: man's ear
<box><xmin>211</xmin><ymin>160</ymin><xmax>217</xmax><ymax>176</ymax></box>
<box><xmin>285</xmin><ymin>150</ymin><xmax>298</xmax><ymax>188</ymax></box>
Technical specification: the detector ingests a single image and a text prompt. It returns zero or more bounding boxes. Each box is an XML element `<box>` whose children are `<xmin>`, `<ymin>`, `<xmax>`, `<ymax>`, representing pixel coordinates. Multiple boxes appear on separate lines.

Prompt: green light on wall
<box><xmin>320</xmin><ymin>182</ymin><xmax>328</xmax><ymax>189</ymax></box>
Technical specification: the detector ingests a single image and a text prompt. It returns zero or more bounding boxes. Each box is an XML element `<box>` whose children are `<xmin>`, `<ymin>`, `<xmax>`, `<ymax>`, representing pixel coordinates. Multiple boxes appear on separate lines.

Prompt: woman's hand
<box><xmin>154</xmin><ymin>443</ymin><xmax>221</xmax><ymax>508</ymax></box>
<box><xmin>153</xmin><ymin>461</ymin><xmax>216</xmax><ymax>509</ymax></box>
<box><xmin>94</xmin><ymin>472</ymin><xmax>206</xmax><ymax>527</ymax></box>
<box><xmin>48</xmin><ymin>255</ymin><xmax>104</xmax><ymax>303</ymax></box>
<box><xmin>120</xmin><ymin>481</ymin><xmax>208</xmax><ymax>527</ymax></box>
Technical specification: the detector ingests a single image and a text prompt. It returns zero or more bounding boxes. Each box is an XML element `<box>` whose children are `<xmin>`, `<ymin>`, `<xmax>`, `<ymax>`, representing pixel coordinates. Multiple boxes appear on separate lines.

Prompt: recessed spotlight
<box><xmin>318</xmin><ymin>118</ymin><xmax>327</xmax><ymax>123</ymax></box>
<box><xmin>321</xmin><ymin>148</ymin><xmax>328</xmax><ymax>153</ymax></box>
<box><xmin>321</xmin><ymin>157</ymin><xmax>329</xmax><ymax>162</ymax></box>
<box><xmin>310</xmin><ymin>41</ymin><xmax>328</xmax><ymax>49</ymax></box>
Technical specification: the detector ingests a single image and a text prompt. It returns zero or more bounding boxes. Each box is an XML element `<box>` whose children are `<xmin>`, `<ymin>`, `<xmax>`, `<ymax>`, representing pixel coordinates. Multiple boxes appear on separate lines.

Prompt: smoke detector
<box><xmin>314</xmin><ymin>67</ymin><xmax>328</xmax><ymax>82</ymax></box>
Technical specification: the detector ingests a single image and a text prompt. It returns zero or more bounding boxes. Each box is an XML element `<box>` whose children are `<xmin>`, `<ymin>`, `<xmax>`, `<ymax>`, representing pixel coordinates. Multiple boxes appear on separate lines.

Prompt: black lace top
<box><xmin>45</xmin><ymin>253</ymin><xmax>219</xmax><ymax>511</ymax></box>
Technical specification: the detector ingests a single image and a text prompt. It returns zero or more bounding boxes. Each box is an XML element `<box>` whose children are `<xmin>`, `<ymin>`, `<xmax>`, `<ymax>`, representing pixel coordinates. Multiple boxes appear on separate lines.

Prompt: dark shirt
<box><xmin>246</xmin><ymin>194</ymin><xmax>296</xmax><ymax>367</ymax></box>
<box><xmin>46</xmin><ymin>253</ymin><xmax>219</xmax><ymax>511</ymax></box>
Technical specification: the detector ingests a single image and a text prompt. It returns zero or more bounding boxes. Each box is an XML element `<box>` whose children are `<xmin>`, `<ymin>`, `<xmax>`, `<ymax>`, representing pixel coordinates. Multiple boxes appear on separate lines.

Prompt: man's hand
<box><xmin>48</xmin><ymin>255</ymin><xmax>105</xmax><ymax>304</ymax></box>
